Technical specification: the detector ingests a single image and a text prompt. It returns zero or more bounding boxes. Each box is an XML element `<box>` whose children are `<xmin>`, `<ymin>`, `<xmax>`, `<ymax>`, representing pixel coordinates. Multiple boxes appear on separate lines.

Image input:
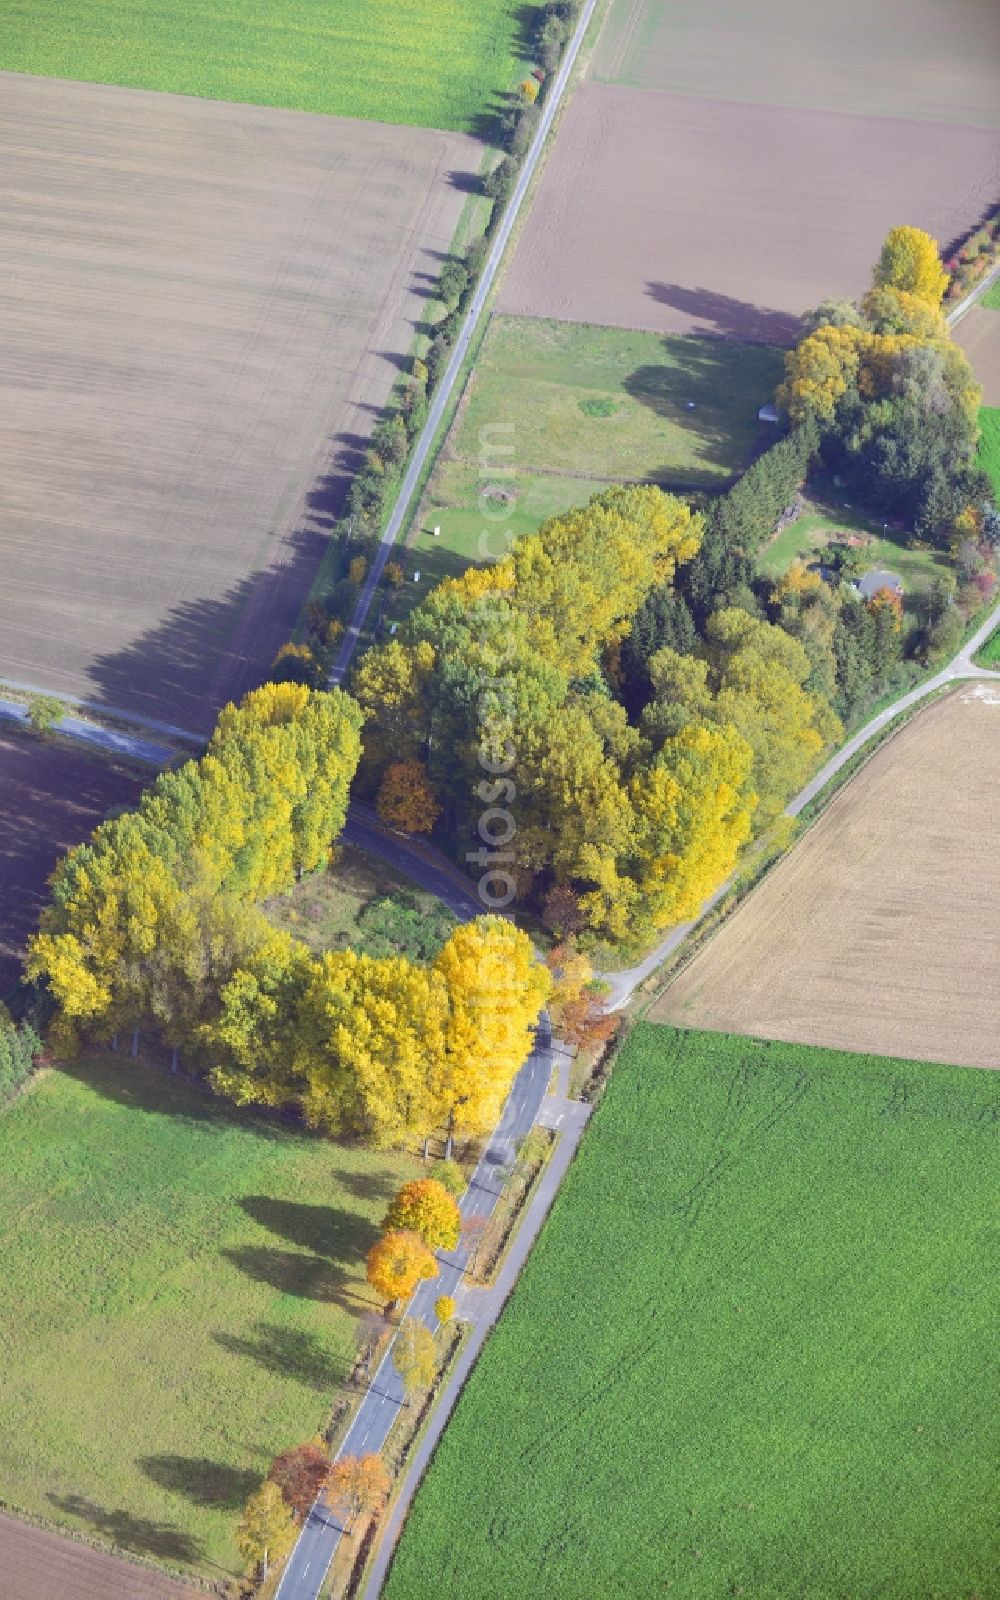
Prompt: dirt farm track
<box><xmin>654</xmin><ymin>688</ymin><xmax>1000</xmax><ymax>1071</ymax></box>
<box><xmin>0</xmin><ymin>1509</ymin><xmax>197</xmax><ymax>1600</ymax></box>
<box><xmin>0</xmin><ymin>73</ymin><xmax>477</xmax><ymax>730</ymax></box>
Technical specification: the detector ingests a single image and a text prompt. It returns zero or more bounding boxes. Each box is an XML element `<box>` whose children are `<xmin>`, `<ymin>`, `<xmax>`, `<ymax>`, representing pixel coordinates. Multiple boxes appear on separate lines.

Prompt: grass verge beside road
<box><xmin>383</xmin><ymin>1024</ymin><xmax>998</xmax><ymax>1600</ymax></box>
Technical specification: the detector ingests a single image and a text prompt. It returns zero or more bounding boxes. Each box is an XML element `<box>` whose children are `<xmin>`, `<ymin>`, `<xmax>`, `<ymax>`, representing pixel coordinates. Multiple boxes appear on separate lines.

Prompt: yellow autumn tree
<box><xmin>383</xmin><ymin>1178</ymin><xmax>461</xmax><ymax>1251</ymax></box>
<box><xmin>376</xmin><ymin>760</ymin><xmax>441</xmax><ymax>833</ymax></box>
<box><xmin>627</xmin><ymin>720</ymin><xmax>756</xmax><ymax>930</ymax></box>
<box><xmin>434</xmin><ymin>917</ymin><xmax>550</xmax><ymax>1136</ymax></box>
<box><xmin>872</xmin><ymin>225</ymin><xmax>948</xmax><ymax>306</ymax></box>
<box><xmin>778</xmin><ymin>323</ymin><xmax>869</xmax><ymax>425</ymax></box>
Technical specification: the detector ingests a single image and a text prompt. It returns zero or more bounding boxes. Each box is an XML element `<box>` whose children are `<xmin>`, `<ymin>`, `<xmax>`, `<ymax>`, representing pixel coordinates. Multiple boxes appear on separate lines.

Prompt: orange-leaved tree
<box><xmin>383</xmin><ymin>1178</ymin><xmax>461</xmax><ymax>1251</ymax></box>
<box><xmin>326</xmin><ymin>1453</ymin><xmax>391</xmax><ymax>1532</ymax></box>
<box><xmin>375</xmin><ymin>759</ymin><xmax>441</xmax><ymax>833</ymax></box>
<box><xmin>366</xmin><ymin>1228</ymin><xmax>438</xmax><ymax>1306</ymax></box>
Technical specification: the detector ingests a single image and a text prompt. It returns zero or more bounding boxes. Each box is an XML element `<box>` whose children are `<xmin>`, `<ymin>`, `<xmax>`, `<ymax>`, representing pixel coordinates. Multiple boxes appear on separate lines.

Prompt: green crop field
<box><xmin>0</xmin><ymin>0</ymin><xmax>524</xmax><ymax>129</ymax></box>
<box><xmin>978</xmin><ymin>405</ymin><xmax>1000</xmax><ymax>496</ymax></box>
<box><xmin>0</xmin><ymin>1057</ymin><xmax>419</xmax><ymax>1575</ymax></box>
<box><xmin>453</xmin><ymin>317</ymin><xmax>783</xmax><ymax>490</ymax></box>
<box><xmin>385</xmin><ymin>1025</ymin><xmax>998</xmax><ymax>1600</ymax></box>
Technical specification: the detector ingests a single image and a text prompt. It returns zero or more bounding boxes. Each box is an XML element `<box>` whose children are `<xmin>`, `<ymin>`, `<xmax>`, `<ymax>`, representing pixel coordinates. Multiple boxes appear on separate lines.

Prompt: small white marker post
<box><xmin>433</xmin><ymin>525</ymin><xmax>441</xmax><ymax>538</ymax></box>
<box><xmin>413</xmin><ymin>570</ymin><xmax>420</xmax><ymax>582</ymax></box>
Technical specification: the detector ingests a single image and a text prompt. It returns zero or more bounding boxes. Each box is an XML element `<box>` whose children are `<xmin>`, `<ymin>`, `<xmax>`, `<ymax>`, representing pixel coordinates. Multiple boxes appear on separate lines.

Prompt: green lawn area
<box><xmin>978</xmin><ymin>405</ymin><xmax>1000</xmax><ymax>496</ymax></box>
<box><xmin>758</xmin><ymin>496</ymin><xmax>951</xmax><ymax>599</ymax></box>
<box><xmin>385</xmin><ymin>1024</ymin><xmax>998</xmax><ymax>1600</ymax></box>
<box><xmin>264</xmin><ymin>843</ymin><xmax>456</xmax><ymax>960</ymax></box>
<box><xmin>0</xmin><ymin>1057</ymin><xmax>420</xmax><ymax>1576</ymax></box>
<box><xmin>453</xmin><ymin>317</ymin><xmax>784</xmax><ymax>490</ymax></box>
<box><xmin>404</xmin><ymin>456</ymin><xmax>612</xmax><ymax>585</ymax></box>
<box><xmin>0</xmin><ymin>0</ymin><xmax>524</xmax><ymax>129</ymax></box>
<box><xmin>974</xmin><ymin>625</ymin><xmax>1000</xmax><ymax>665</ymax></box>
<box><xmin>979</xmin><ymin>281</ymin><xmax>1000</xmax><ymax>310</ymax></box>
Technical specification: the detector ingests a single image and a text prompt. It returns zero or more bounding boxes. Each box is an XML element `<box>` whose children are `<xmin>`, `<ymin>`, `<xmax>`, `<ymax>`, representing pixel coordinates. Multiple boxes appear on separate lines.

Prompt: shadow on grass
<box><xmin>624</xmin><ymin>333</ymin><xmax>784</xmax><ymax>482</ymax></box>
<box><xmin>139</xmin><ymin>1455</ymin><xmax>260</xmax><ymax>1512</ymax></box>
<box><xmin>647</xmin><ymin>282</ymin><xmax>801</xmax><ymax>346</ymax></box>
<box><xmin>222</xmin><ymin>1245</ymin><xmax>364</xmax><ymax>1311</ymax></box>
<box><xmin>240</xmin><ymin>1195</ymin><xmax>382</xmax><ymax>1258</ymax></box>
<box><xmin>56</xmin><ymin>1053</ymin><xmax>300</xmax><ymax>1140</ymax></box>
<box><xmin>215</xmin><ymin>1321</ymin><xmax>348</xmax><ymax>1392</ymax></box>
<box><xmin>47</xmin><ymin>1493</ymin><xmax>202</xmax><ymax>1565</ymax></box>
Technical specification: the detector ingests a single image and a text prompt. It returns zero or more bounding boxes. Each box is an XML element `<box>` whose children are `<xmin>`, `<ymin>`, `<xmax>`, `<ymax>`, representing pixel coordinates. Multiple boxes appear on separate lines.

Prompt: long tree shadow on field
<box><xmin>89</xmin><ymin>534</ymin><xmax>327</xmax><ymax>736</ymax></box>
<box><xmin>240</xmin><ymin>1195</ymin><xmax>381</xmax><ymax>1259</ymax></box>
<box><xmin>223</xmin><ymin>1245</ymin><xmax>363</xmax><ymax>1311</ymax></box>
<box><xmin>647</xmin><ymin>282</ymin><xmax>801</xmax><ymax>346</ymax></box>
<box><xmin>47</xmin><ymin>1493</ymin><xmax>202</xmax><ymax>1565</ymax></box>
<box><xmin>140</xmin><ymin>1455</ymin><xmax>260</xmax><ymax>1511</ymax></box>
<box><xmin>624</xmin><ymin>344</ymin><xmax>764</xmax><ymax>481</ymax></box>
<box><xmin>55</xmin><ymin>1052</ymin><xmax>301</xmax><ymax>1137</ymax></box>
<box><xmin>215</xmin><ymin>1321</ymin><xmax>348</xmax><ymax>1392</ymax></box>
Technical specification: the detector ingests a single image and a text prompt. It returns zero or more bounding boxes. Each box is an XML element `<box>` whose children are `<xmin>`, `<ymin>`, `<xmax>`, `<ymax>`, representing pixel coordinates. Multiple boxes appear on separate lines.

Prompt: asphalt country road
<box><xmin>273</xmin><ymin>1015</ymin><xmax>554</xmax><ymax>1600</ymax></box>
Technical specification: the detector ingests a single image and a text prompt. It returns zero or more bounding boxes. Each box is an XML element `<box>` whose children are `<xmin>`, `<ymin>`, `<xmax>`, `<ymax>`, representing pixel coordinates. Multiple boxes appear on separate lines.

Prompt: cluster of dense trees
<box><xmin>28</xmin><ymin>683</ymin><xmax>548</xmax><ymax>1143</ymax></box>
<box><xmin>353</xmin><ymin>485</ymin><xmax>841</xmax><ymax>948</ymax></box>
<box><xmin>780</xmin><ymin>226</ymin><xmax>988</xmax><ymax>544</ymax></box>
<box><xmin>238</xmin><ymin>1442</ymin><xmax>391</xmax><ymax>1577</ymax></box>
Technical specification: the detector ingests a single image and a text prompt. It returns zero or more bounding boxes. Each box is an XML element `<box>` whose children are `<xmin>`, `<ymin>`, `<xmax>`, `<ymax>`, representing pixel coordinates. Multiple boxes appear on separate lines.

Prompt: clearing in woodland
<box><xmin>384</xmin><ymin>1023</ymin><xmax>998</xmax><ymax>1599</ymax></box>
<box><xmin>0</xmin><ymin>1056</ymin><xmax>420</xmax><ymax>1576</ymax></box>
<box><xmin>0</xmin><ymin>0</ymin><xmax>524</xmax><ymax>130</ymax></box>
<box><xmin>0</xmin><ymin>73</ymin><xmax>477</xmax><ymax>729</ymax></box>
<box><xmin>655</xmin><ymin>689</ymin><xmax>1000</xmax><ymax>1070</ymax></box>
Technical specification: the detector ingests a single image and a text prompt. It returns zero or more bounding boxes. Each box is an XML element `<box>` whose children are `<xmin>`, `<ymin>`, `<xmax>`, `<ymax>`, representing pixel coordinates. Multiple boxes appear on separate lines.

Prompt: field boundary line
<box><xmin>328</xmin><ymin>0</ymin><xmax>603</xmax><ymax>687</ymax></box>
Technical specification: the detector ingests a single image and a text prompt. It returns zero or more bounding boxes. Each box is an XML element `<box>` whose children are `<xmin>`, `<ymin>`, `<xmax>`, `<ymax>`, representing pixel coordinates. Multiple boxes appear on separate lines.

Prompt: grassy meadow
<box><xmin>454</xmin><ymin>317</ymin><xmax>783</xmax><ymax>489</ymax></box>
<box><xmin>0</xmin><ymin>0</ymin><xmax>525</xmax><ymax>129</ymax></box>
<box><xmin>384</xmin><ymin>1025</ymin><xmax>998</xmax><ymax>1599</ymax></box>
<box><xmin>0</xmin><ymin>1056</ymin><xmax>420</xmax><ymax>1575</ymax></box>
<box><xmin>978</xmin><ymin>405</ymin><xmax>1000</xmax><ymax>497</ymax></box>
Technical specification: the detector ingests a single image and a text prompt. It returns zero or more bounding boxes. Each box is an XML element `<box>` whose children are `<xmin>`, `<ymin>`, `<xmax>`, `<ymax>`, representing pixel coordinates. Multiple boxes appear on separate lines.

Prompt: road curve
<box><xmin>329</xmin><ymin>0</ymin><xmax>602</xmax><ymax>688</ymax></box>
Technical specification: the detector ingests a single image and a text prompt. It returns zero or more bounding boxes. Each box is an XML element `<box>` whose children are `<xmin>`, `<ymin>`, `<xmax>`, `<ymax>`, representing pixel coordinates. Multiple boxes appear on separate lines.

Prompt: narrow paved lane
<box><xmin>274</xmin><ymin>1016</ymin><xmax>553</xmax><ymax>1600</ymax></box>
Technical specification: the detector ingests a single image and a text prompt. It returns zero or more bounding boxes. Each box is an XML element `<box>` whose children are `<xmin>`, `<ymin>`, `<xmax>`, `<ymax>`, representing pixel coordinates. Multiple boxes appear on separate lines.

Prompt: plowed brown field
<box><xmin>0</xmin><ymin>1510</ymin><xmax>197</xmax><ymax>1600</ymax></box>
<box><xmin>653</xmin><ymin>687</ymin><xmax>1000</xmax><ymax>1069</ymax></box>
<box><xmin>498</xmin><ymin>84</ymin><xmax>1000</xmax><ymax>341</ymax></box>
<box><xmin>0</xmin><ymin>73</ymin><xmax>477</xmax><ymax>729</ymax></box>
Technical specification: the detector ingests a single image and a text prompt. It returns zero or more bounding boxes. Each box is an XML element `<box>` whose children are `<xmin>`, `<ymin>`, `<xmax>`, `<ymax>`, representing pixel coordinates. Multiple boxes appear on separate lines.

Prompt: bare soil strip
<box><xmin>652</xmin><ymin>689</ymin><xmax>1000</xmax><ymax>1071</ymax></box>
<box><xmin>955</xmin><ymin>304</ymin><xmax>1000</xmax><ymax>404</ymax></box>
<box><xmin>0</xmin><ymin>73</ymin><xmax>478</xmax><ymax>729</ymax></box>
<box><xmin>498</xmin><ymin>84</ymin><xmax>1000</xmax><ymax>341</ymax></box>
<box><xmin>0</xmin><ymin>732</ymin><xmax>145</xmax><ymax>993</ymax></box>
<box><xmin>0</xmin><ymin>1510</ymin><xmax>199</xmax><ymax>1600</ymax></box>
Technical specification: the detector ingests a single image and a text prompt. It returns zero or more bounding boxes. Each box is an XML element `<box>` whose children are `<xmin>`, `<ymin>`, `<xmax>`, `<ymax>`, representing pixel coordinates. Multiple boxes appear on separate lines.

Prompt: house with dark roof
<box><xmin>856</xmin><ymin>569</ymin><xmax>903</xmax><ymax>601</ymax></box>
